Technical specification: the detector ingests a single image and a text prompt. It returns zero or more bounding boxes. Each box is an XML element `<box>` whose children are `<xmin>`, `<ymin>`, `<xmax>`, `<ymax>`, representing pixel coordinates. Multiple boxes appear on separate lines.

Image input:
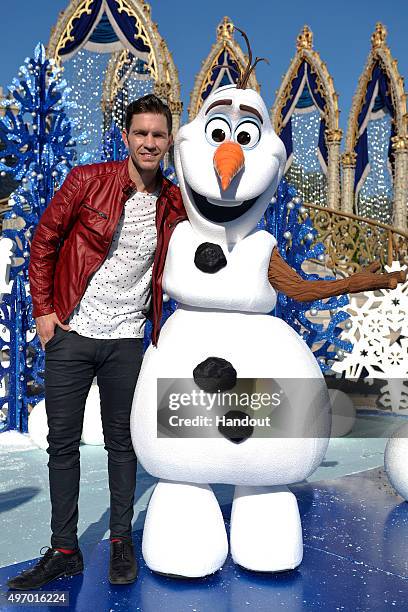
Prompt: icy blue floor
<box><xmin>1</xmin><ymin>472</ymin><xmax>408</xmax><ymax>611</ymax></box>
<box><xmin>0</xmin><ymin>411</ymin><xmax>407</xmax><ymax>610</ymax></box>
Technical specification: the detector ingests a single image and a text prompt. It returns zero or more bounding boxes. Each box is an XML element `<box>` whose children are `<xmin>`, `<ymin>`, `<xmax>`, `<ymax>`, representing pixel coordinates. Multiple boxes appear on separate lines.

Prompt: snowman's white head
<box><xmin>174</xmin><ymin>84</ymin><xmax>286</xmax><ymax>244</ymax></box>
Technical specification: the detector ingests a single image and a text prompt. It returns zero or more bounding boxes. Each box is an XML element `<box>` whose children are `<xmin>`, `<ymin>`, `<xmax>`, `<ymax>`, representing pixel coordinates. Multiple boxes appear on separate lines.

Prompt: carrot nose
<box><xmin>213</xmin><ymin>141</ymin><xmax>245</xmax><ymax>191</ymax></box>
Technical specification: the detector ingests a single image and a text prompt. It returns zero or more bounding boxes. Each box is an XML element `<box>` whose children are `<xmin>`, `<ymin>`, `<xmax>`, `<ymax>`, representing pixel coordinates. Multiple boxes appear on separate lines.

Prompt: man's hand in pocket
<box><xmin>35</xmin><ymin>313</ymin><xmax>71</xmax><ymax>350</ymax></box>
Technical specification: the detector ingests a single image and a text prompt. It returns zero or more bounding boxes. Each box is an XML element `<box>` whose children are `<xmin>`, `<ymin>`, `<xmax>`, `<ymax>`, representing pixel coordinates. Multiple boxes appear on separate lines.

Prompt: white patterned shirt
<box><xmin>68</xmin><ymin>190</ymin><xmax>158</xmax><ymax>339</ymax></box>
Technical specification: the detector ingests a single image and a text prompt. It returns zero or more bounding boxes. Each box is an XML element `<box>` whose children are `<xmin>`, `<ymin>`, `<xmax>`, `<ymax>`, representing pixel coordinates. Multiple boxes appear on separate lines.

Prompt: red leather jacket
<box><xmin>28</xmin><ymin>158</ymin><xmax>187</xmax><ymax>346</ymax></box>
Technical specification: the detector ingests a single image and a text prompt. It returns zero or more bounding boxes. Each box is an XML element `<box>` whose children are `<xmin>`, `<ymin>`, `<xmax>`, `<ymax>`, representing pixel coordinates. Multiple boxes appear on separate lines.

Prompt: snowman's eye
<box><xmin>205</xmin><ymin>117</ymin><xmax>232</xmax><ymax>146</ymax></box>
<box><xmin>234</xmin><ymin>120</ymin><xmax>261</xmax><ymax>148</ymax></box>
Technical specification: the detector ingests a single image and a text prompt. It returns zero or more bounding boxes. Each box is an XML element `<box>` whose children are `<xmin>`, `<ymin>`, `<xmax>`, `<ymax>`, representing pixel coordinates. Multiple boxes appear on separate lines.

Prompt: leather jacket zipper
<box><xmin>83</xmin><ymin>203</ymin><xmax>108</xmax><ymax>219</ymax></box>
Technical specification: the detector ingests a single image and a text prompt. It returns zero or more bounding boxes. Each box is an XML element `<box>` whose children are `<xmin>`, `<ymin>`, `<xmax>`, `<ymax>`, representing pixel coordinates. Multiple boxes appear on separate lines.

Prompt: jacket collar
<box><xmin>119</xmin><ymin>156</ymin><xmax>173</xmax><ymax>200</ymax></box>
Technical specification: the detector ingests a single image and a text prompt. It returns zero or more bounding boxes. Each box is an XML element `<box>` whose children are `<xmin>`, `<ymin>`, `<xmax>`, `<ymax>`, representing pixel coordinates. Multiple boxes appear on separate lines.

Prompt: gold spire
<box><xmin>217</xmin><ymin>16</ymin><xmax>234</xmax><ymax>41</ymax></box>
<box><xmin>296</xmin><ymin>25</ymin><xmax>313</xmax><ymax>51</ymax></box>
<box><xmin>371</xmin><ymin>22</ymin><xmax>387</xmax><ymax>49</ymax></box>
<box><xmin>140</xmin><ymin>0</ymin><xmax>151</xmax><ymax>17</ymax></box>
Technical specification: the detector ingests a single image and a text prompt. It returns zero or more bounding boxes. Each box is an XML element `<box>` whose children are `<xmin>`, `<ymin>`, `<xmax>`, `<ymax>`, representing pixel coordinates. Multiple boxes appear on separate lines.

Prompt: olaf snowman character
<box><xmin>130</xmin><ymin>29</ymin><xmax>406</xmax><ymax>578</ymax></box>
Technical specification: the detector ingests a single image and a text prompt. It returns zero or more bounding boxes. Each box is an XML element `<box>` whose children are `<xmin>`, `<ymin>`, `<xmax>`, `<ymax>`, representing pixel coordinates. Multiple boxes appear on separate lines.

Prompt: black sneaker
<box><xmin>7</xmin><ymin>547</ymin><xmax>83</xmax><ymax>590</ymax></box>
<box><xmin>109</xmin><ymin>540</ymin><xmax>138</xmax><ymax>585</ymax></box>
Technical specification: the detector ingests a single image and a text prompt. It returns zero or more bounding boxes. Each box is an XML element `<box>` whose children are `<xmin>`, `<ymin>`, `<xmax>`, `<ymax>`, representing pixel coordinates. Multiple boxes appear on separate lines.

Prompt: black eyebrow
<box><xmin>239</xmin><ymin>104</ymin><xmax>263</xmax><ymax>124</ymax></box>
<box><xmin>132</xmin><ymin>129</ymin><xmax>167</xmax><ymax>135</ymax></box>
<box><xmin>205</xmin><ymin>99</ymin><xmax>233</xmax><ymax>115</ymax></box>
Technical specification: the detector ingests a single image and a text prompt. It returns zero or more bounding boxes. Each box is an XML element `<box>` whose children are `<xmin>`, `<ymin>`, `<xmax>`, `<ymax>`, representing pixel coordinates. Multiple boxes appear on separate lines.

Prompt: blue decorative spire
<box><xmin>0</xmin><ymin>44</ymin><xmax>81</xmax><ymax>432</ymax></box>
<box><xmin>100</xmin><ymin>120</ymin><xmax>128</xmax><ymax>162</ymax></box>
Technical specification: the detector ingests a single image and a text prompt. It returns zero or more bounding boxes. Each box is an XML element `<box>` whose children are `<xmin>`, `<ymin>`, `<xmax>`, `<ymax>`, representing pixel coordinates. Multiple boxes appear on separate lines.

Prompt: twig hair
<box><xmin>234</xmin><ymin>26</ymin><xmax>269</xmax><ymax>89</ymax></box>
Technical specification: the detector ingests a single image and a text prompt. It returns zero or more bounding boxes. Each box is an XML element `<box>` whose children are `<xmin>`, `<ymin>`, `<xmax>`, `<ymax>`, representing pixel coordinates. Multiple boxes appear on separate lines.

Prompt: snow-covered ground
<box><xmin>0</xmin><ymin>430</ymin><xmax>38</xmax><ymax>453</ymax></box>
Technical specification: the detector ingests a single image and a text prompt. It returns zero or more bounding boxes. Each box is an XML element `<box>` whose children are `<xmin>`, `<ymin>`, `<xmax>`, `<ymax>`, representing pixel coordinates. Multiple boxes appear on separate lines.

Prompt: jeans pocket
<box><xmin>44</xmin><ymin>327</ymin><xmax>62</xmax><ymax>349</ymax></box>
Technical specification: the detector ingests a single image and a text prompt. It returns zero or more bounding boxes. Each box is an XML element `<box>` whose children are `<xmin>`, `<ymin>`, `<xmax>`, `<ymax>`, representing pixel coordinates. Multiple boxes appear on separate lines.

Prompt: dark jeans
<box><xmin>44</xmin><ymin>326</ymin><xmax>143</xmax><ymax>549</ymax></box>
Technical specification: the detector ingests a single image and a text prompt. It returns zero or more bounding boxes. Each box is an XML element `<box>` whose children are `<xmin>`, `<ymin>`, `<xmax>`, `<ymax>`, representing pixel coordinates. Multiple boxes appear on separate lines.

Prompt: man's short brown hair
<box><xmin>125</xmin><ymin>94</ymin><xmax>172</xmax><ymax>134</ymax></box>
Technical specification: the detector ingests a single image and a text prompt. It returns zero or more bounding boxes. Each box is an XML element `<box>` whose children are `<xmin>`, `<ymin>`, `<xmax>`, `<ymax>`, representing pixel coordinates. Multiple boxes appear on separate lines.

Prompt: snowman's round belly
<box><xmin>131</xmin><ymin>308</ymin><xmax>330</xmax><ymax>486</ymax></box>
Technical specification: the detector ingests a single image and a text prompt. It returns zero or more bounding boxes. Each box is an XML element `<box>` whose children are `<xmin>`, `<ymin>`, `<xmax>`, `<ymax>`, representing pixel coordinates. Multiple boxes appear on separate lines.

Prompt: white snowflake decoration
<box><xmin>0</xmin><ymin>237</ymin><xmax>13</xmax><ymax>299</ymax></box>
<box><xmin>332</xmin><ymin>261</ymin><xmax>408</xmax><ymax>410</ymax></box>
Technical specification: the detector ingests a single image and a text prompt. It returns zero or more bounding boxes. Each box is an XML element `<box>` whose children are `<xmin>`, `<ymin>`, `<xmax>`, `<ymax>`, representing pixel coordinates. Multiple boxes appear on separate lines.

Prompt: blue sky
<box><xmin>0</xmin><ymin>0</ymin><xmax>407</xmax><ymax>133</ymax></box>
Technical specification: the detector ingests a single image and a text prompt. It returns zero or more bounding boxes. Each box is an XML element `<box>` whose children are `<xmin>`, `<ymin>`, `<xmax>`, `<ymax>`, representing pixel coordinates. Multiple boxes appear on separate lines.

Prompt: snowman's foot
<box><xmin>230</xmin><ymin>485</ymin><xmax>303</xmax><ymax>572</ymax></box>
<box><xmin>142</xmin><ymin>480</ymin><xmax>228</xmax><ymax>578</ymax></box>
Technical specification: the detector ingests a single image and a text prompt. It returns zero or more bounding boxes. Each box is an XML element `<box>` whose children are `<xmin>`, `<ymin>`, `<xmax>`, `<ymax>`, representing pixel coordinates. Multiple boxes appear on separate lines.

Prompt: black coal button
<box><xmin>194</xmin><ymin>242</ymin><xmax>227</xmax><ymax>273</ymax></box>
<box><xmin>218</xmin><ymin>410</ymin><xmax>254</xmax><ymax>444</ymax></box>
<box><xmin>193</xmin><ymin>356</ymin><xmax>237</xmax><ymax>392</ymax></box>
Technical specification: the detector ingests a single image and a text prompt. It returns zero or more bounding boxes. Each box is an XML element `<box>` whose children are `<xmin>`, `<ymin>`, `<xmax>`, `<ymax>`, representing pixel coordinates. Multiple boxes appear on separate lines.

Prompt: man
<box><xmin>7</xmin><ymin>94</ymin><xmax>187</xmax><ymax>590</ymax></box>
